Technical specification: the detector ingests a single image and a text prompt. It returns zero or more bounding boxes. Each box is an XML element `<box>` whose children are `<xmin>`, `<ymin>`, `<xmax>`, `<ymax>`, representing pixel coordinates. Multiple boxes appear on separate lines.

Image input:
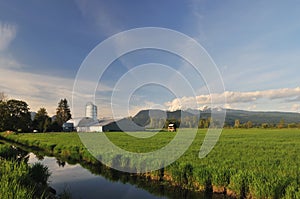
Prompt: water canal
<box><xmin>1</xmin><ymin>141</ymin><xmax>225</xmax><ymax>199</ymax></box>
<box><xmin>28</xmin><ymin>153</ymin><xmax>165</xmax><ymax>199</ymax></box>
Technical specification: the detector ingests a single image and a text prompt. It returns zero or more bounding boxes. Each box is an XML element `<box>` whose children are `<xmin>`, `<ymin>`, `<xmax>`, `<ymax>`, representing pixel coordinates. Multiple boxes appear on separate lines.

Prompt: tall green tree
<box><xmin>55</xmin><ymin>98</ymin><xmax>71</xmax><ymax>127</ymax></box>
<box><xmin>0</xmin><ymin>101</ymin><xmax>8</xmax><ymax>131</ymax></box>
<box><xmin>277</xmin><ymin>119</ymin><xmax>286</xmax><ymax>128</ymax></box>
<box><xmin>261</xmin><ymin>123</ymin><xmax>269</xmax><ymax>128</ymax></box>
<box><xmin>5</xmin><ymin>99</ymin><xmax>31</xmax><ymax>132</ymax></box>
<box><xmin>198</xmin><ymin>119</ymin><xmax>206</xmax><ymax>128</ymax></box>
<box><xmin>234</xmin><ymin>119</ymin><xmax>240</xmax><ymax>128</ymax></box>
<box><xmin>0</xmin><ymin>92</ymin><xmax>8</xmax><ymax>131</ymax></box>
<box><xmin>205</xmin><ymin>117</ymin><xmax>211</xmax><ymax>128</ymax></box>
<box><xmin>245</xmin><ymin>121</ymin><xmax>253</xmax><ymax>128</ymax></box>
<box><xmin>33</xmin><ymin>108</ymin><xmax>51</xmax><ymax>132</ymax></box>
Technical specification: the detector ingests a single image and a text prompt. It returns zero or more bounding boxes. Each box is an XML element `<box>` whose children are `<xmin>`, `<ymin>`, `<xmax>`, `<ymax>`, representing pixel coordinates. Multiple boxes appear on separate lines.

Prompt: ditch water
<box><xmin>1</xmin><ymin>142</ymin><xmax>224</xmax><ymax>199</ymax></box>
<box><xmin>28</xmin><ymin>153</ymin><xmax>164</xmax><ymax>199</ymax></box>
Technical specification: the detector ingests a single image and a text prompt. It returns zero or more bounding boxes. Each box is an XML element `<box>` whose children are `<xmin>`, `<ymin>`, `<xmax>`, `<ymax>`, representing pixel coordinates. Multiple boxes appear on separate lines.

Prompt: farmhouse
<box><xmin>63</xmin><ymin>117</ymin><xmax>145</xmax><ymax>132</ymax></box>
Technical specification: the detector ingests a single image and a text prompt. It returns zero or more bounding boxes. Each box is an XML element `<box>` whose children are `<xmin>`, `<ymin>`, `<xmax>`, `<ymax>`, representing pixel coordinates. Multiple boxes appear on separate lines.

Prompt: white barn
<box><xmin>64</xmin><ymin>117</ymin><xmax>145</xmax><ymax>132</ymax></box>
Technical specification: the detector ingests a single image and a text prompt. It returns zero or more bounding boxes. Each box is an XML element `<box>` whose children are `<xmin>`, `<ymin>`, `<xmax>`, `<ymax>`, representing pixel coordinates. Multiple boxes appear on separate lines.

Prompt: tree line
<box><xmin>232</xmin><ymin>119</ymin><xmax>300</xmax><ymax>129</ymax></box>
<box><xmin>148</xmin><ymin>116</ymin><xmax>300</xmax><ymax>129</ymax></box>
<box><xmin>148</xmin><ymin>117</ymin><xmax>221</xmax><ymax>129</ymax></box>
<box><xmin>0</xmin><ymin>92</ymin><xmax>71</xmax><ymax>132</ymax></box>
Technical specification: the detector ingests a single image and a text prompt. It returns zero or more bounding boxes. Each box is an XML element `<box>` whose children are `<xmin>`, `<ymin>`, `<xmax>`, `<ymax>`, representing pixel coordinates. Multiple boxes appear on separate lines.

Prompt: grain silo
<box><xmin>85</xmin><ymin>102</ymin><xmax>97</xmax><ymax>120</ymax></box>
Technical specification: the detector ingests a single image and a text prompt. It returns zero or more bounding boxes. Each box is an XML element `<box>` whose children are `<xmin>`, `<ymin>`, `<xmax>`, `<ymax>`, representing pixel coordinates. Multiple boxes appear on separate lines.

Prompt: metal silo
<box><xmin>85</xmin><ymin>102</ymin><xmax>97</xmax><ymax>120</ymax></box>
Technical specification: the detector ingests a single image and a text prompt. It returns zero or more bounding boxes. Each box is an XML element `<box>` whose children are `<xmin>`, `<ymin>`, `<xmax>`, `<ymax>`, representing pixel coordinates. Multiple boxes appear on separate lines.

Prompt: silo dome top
<box><xmin>86</xmin><ymin>102</ymin><xmax>94</xmax><ymax>106</ymax></box>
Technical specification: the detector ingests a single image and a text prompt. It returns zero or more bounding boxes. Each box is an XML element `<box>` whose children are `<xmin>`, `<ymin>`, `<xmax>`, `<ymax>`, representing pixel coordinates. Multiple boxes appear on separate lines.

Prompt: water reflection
<box><xmin>0</xmin><ymin>141</ymin><xmax>29</xmax><ymax>162</ymax></box>
<box><xmin>28</xmin><ymin>153</ymin><xmax>165</xmax><ymax>199</ymax></box>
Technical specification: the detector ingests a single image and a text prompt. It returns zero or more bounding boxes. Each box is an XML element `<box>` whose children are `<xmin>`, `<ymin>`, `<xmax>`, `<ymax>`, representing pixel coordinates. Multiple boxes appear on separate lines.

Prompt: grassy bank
<box><xmin>0</xmin><ymin>144</ymin><xmax>52</xmax><ymax>199</ymax></box>
<box><xmin>0</xmin><ymin>131</ymin><xmax>98</xmax><ymax>164</ymax></box>
<box><xmin>1</xmin><ymin>129</ymin><xmax>300</xmax><ymax>198</ymax></box>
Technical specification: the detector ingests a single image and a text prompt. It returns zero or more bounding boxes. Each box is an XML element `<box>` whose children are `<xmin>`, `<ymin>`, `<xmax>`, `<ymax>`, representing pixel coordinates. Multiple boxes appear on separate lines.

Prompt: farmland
<box><xmin>1</xmin><ymin>129</ymin><xmax>300</xmax><ymax>198</ymax></box>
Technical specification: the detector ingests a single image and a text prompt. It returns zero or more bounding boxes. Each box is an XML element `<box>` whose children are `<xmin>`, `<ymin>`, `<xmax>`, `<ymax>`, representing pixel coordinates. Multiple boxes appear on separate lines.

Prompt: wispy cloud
<box><xmin>186</xmin><ymin>0</ymin><xmax>300</xmax><ymax>95</ymax></box>
<box><xmin>0</xmin><ymin>54</ymin><xmax>23</xmax><ymax>69</ymax></box>
<box><xmin>0</xmin><ymin>67</ymin><xmax>74</xmax><ymax>115</ymax></box>
<box><xmin>286</xmin><ymin>96</ymin><xmax>300</xmax><ymax>102</ymax></box>
<box><xmin>75</xmin><ymin>0</ymin><xmax>122</xmax><ymax>36</ymax></box>
<box><xmin>0</xmin><ymin>22</ymin><xmax>17</xmax><ymax>51</ymax></box>
<box><xmin>0</xmin><ymin>63</ymin><xmax>117</xmax><ymax>117</ymax></box>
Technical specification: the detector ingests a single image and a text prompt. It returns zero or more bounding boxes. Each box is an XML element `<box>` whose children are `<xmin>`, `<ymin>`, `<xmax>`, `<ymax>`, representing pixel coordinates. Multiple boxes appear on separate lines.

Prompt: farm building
<box><xmin>85</xmin><ymin>102</ymin><xmax>97</xmax><ymax>120</ymax></box>
<box><xmin>168</xmin><ymin>123</ymin><xmax>176</xmax><ymax>132</ymax></box>
<box><xmin>63</xmin><ymin>117</ymin><xmax>145</xmax><ymax>132</ymax></box>
<box><xmin>99</xmin><ymin>118</ymin><xmax>145</xmax><ymax>132</ymax></box>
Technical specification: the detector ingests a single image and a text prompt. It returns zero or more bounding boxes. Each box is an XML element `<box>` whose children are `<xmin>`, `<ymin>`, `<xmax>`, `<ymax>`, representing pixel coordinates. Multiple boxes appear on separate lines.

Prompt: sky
<box><xmin>0</xmin><ymin>0</ymin><xmax>300</xmax><ymax>117</ymax></box>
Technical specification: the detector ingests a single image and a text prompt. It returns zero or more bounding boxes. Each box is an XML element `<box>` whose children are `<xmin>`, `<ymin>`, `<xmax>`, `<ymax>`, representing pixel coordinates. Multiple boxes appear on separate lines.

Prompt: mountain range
<box><xmin>133</xmin><ymin>108</ymin><xmax>300</xmax><ymax>127</ymax></box>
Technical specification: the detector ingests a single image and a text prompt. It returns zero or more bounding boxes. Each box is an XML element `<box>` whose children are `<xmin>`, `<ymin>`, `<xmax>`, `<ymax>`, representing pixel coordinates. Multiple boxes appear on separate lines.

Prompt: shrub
<box><xmin>29</xmin><ymin>162</ymin><xmax>51</xmax><ymax>185</ymax></box>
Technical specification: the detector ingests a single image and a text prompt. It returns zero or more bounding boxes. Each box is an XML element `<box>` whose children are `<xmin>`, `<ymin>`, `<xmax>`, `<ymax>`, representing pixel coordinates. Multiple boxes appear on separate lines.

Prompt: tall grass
<box><xmin>0</xmin><ymin>144</ymin><xmax>59</xmax><ymax>199</ymax></box>
<box><xmin>0</xmin><ymin>159</ymin><xmax>53</xmax><ymax>198</ymax></box>
<box><xmin>0</xmin><ymin>160</ymin><xmax>34</xmax><ymax>199</ymax></box>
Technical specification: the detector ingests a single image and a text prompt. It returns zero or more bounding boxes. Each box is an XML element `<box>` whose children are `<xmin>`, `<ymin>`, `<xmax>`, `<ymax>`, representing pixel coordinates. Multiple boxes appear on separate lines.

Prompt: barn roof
<box><xmin>92</xmin><ymin>119</ymin><xmax>116</xmax><ymax>126</ymax></box>
<box><xmin>77</xmin><ymin>117</ymin><xmax>99</xmax><ymax>127</ymax></box>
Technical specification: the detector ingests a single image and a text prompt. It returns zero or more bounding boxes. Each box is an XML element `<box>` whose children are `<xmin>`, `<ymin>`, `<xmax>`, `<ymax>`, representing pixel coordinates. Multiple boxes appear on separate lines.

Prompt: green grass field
<box><xmin>1</xmin><ymin>129</ymin><xmax>300</xmax><ymax>198</ymax></box>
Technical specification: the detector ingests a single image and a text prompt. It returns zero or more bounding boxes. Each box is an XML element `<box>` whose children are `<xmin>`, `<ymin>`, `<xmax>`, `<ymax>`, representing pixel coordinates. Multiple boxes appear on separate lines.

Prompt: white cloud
<box><xmin>292</xmin><ymin>104</ymin><xmax>300</xmax><ymax>112</ymax></box>
<box><xmin>165</xmin><ymin>87</ymin><xmax>300</xmax><ymax>111</ymax></box>
<box><xmin>0</xmin><ymin>22</ymin><xmax>17</xmax><ymax>51</ymax></box>
<box><xmin>128</xmin><ymin>101</ymin><xmax>167</xmax><ymax>118</ymax></box>
<box><xmin>223</xmin><ymin>103</ymin><xmax>232</xmax><ymax>109</ymax></box>
<box><xmin>0</xmin><ymin>67</ymin><xmax>74</xmax><ymax>115</ymax></box>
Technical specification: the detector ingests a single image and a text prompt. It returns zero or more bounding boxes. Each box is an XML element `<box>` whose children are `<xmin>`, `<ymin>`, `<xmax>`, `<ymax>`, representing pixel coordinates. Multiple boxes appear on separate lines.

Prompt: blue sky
<box><xmin>0</xmin><ymin>0</ymin><xmax>300</xmax><ymax>117</ymax></box>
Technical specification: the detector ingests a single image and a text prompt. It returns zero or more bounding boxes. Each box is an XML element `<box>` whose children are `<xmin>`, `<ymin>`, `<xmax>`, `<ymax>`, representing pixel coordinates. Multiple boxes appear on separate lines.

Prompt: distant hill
<box><xmin>133</xmin><ymin>109</ymin><xmax>195</xmax><ymax>127</ymax></box>
<box><xmin>224</xmin><ymin>109</ymin><xmax>300</xmax><ymax>126</ymax></box>
<box><xmin>133</xmin><ymin>108</ymin><xmax>300</xmax><ymax>127</ymax></box>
